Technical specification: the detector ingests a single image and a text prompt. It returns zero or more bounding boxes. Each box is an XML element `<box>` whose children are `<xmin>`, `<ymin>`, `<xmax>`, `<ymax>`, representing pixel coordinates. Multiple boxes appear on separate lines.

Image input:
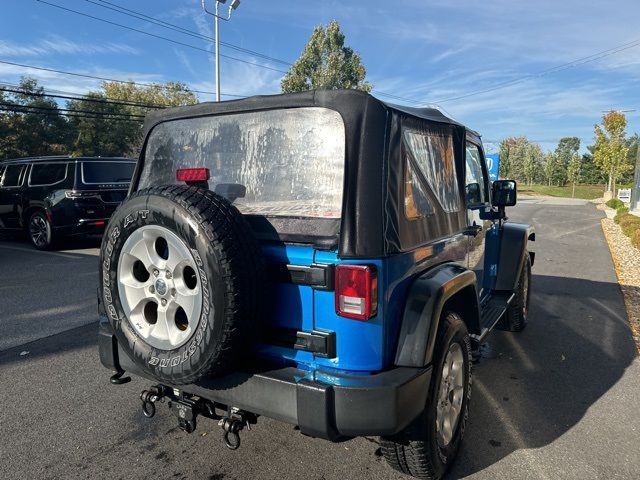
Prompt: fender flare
<box><xmin>494</xmin><ymin>223</ymin><xmax>535</xmax><ymax>292</ymax></box>
<box><xmin>394</xmin><ymin>263</ymin><xmax>480</xmax><ymax>368</ymax></box>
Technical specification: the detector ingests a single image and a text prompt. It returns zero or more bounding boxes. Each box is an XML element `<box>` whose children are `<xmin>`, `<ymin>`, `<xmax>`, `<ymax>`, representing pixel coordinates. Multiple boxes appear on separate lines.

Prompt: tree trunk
<box><xmin>572</xmin><ymin>182</ymin><xmax>576</xmax><ymax>198</ymax></box>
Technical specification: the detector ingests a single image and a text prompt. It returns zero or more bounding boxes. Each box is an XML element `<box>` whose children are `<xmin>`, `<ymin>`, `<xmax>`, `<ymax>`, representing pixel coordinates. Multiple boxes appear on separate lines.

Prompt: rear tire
<box><xmin>504</xmin><ymin>253</ymin><xmax>531</xmax><ymax>332</ymax></box>
<box><xmin>28</xmin><ymin>211</ymin><xmax>55</xmax><ymax>250</ymax></box>
<box><xmin>381</xmin><ymin>311</ymin><xmax>472</xmax><ymax>480</ymax></box>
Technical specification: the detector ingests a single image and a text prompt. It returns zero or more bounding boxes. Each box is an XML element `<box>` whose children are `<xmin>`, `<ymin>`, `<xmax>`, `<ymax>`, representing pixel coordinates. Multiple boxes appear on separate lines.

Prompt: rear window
<box><xmin>140</xmin><ymin>107</ymin><xmax>346</xmax><ymax>218</ymax></box>
<box><xmin>81</xmin><ymin>162</ymin><xmax>134</xmax><ymax>184</ymax></box>
<box><xmin>29</xmin><ymin>163</ymin><xmax>68</xmax><ymax>186</ymax></box>
<box><xmin>1</xmin><ymin>164</ymin><xmax>24</xmax><ymax>187</ymax></box>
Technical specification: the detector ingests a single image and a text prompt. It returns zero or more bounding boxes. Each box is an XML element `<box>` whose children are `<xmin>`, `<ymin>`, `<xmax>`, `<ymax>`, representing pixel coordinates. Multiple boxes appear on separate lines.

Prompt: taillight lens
<box><xmin>65</xmin><ymin>190</ymin><xmax>99</xmax><ymax>199</ymax></box>
<box><xmin>176</xmin><ymin>168</ymin><xmax>210</xmax><ymax>182</ymax></box>
<box><xmin>335</xmin><ymin>265</ymin><xmax>378</xmax><ymax>320</ymax></box>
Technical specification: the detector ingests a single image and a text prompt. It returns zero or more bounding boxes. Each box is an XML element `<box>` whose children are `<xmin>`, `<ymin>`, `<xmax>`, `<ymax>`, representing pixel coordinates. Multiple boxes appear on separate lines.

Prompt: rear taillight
<box><xmin>335</xmin><ymin>265</ymin><xmax>378</xmax><ymax>320</ymax></box>
<box><xmin>176</xmin><ymin>168</ymin><xmax>210</xmax><ymax>182</ymax></box>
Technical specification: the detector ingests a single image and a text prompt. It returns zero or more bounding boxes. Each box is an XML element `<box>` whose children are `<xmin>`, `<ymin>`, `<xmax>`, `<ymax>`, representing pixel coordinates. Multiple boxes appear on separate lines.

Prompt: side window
<box><xmin>1</xmin><ymin>164</ymin><xmax>24</xmax><ymax>187</ymax></box>
<box><xmin>403</xmin><ymin>129</ymin><xmax>460</xmax><ymax>213</ymax></box>
<box><xmin>404</xmin><ymin>159</ymin><xmax>434</xmax><ymax>219</ymax></box>
<box><xmin>29</xmin><ymin>163</ymin><xmax>68</xmax><ymax>186</ymax></box>
<box><xmin>465</xmin><ymin>143</ymin><xmax>488</xmax><ymax>207</ymax></box>
<box><xmin>0</xmin><ymin>165</ymin><xmax>5</xmax><ymax>185</ymax></box>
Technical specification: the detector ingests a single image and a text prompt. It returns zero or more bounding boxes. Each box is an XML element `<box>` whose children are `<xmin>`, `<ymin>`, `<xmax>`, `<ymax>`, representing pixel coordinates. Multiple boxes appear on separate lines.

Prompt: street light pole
<box><xmin>215</xmin><ymin>1</ymin><xmax>220</xmax><ymax>102</ymax></box>
<box><xmin>201</xmin><ymin>0</ymin><xmax>241</xmax><ymax>102</ymax></box>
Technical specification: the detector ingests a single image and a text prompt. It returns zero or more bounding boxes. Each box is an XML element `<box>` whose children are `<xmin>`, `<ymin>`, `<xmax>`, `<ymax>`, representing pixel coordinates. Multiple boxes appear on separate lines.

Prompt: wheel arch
<box><xmin>394</xmin><ymin>262</ymin><xmax>480</xmax><ymax>368</ymax></box>
<box><xmin>22</xmin><ymin>204</ymin><xmax>47</xmax><ymax>229</ymax></box>
<box><xmin>494</xmin><ymin>223</ymin><xmax>535</xmax><ymax>292</ymax></box>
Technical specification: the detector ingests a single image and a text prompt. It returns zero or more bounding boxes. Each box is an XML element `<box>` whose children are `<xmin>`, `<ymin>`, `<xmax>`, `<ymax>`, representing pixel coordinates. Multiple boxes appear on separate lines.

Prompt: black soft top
<box><xmin>137</xmin><ymin>90</ymin><xmax>480</xmax><ymax>258</ymax></box>
<box><xmin>143</xmin><ymin>89</ymin><xmax>472</xmax><ymax>135</ymax></box>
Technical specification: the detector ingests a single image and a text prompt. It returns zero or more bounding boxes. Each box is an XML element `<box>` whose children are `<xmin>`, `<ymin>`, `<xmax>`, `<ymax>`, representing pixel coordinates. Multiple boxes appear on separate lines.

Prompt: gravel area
<box><xmin>601</xmin><ymin>213</ymin><xmax>640</xmax><ymax>352</ymax></box>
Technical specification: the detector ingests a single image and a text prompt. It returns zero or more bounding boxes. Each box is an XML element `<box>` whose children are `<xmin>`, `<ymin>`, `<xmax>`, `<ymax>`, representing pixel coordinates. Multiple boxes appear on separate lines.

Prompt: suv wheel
<box><xmin>28</xmin><ymin>211</ymin><xmax>54</xmax><ymax>250</ymax></box>
<box><xmin>504</xmin><ymin>252</ymin><xmax>532</xmax><ymax>332</ymax></box>
<box><xmin>381</xmin><ymin>311</ymin><xmax>472</xmax><ymax>480</ymax></box>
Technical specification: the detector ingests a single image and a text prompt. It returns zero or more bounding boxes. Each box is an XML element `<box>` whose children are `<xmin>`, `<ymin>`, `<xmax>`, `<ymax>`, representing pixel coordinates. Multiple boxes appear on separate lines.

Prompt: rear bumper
<box><xmin>98</xmin><ymin>318</ymin><xmax>431</xmax><ymax>440</ymax></box>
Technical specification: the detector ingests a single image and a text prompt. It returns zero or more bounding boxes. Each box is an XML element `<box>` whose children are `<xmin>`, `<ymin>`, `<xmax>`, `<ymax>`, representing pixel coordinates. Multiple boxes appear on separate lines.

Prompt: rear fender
<box><xmin>494</xmin><ymin>223</ymin><xmax>535</xmax><ymax>291</ymax></box>
<box><xmin>394</xmin><ymin>263</ymin><xmax>480</xmax><ymax>367</ymax></box>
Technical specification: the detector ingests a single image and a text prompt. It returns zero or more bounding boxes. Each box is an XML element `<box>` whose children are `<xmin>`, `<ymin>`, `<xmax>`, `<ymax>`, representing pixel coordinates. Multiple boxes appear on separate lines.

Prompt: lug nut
<box><xmin>153</xmin><ymin>269</ymin><xmax>159</xmax><ymax>277</ymax></box>
<box><xmin>165</xmin><ymin>270</ymin><xmax>172</xmax><ymax>279</ymax></box>
<box><xmin>170</xmin><ymin>288</ymin><xmax>177</xmax><ymax>297</ymax></box>
<box><xmin>161</xmin><ymin>298</ymin><xmax>167</xmax><ymax>307</ymax></box>
<box><xmin>149</xmin><ymin>285</ymin><xmax>155</xmax><ymax>293</ymax></box>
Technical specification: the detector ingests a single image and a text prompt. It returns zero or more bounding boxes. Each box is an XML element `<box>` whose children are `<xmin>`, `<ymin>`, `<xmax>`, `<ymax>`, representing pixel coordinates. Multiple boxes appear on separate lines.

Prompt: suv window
<box><xmin>465</xmin><ymin>143</ymin><xmax>488</xmax><ymax>206</ymax></box>
<box><xmin>81</xmin><ymin>162</ymin><xmax>135</xmax><ymax>184</ymax></box>
<box><xmin>404</xmin><ymin>155</ymin><xmax>434</xmax><ymax>219</ymax></box>
<box><xmin>1</xmin><ymin>164</ymin><xmax>24</xmax><ymax>187</ymax></box>
<box><xmin>403</xmin><ymin>129</ymin><xmax>460</xmax><ymax>213</ymax></box>
<box><xmin>140</xmin><ymin>107</ymin><xmax>346</xmax><ymax>219</ymax></box>
<box><xmin>29</xmin><ymin>163</ymin><xmax>68</xmax><ymax>186</ymax></box>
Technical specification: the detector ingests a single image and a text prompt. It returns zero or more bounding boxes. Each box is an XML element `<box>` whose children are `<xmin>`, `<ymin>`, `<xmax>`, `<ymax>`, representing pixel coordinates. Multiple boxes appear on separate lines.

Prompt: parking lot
<box><xmin>1</xmin><ymin>200</ymin><xmax>639</xmax><ymax>480</ymax></box>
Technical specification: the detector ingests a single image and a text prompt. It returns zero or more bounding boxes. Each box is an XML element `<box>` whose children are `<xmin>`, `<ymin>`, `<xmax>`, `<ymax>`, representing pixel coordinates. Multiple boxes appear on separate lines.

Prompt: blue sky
<box><xmin>2</xmin><ymin>0</ymin><xmax>640</xmax><ymax>152</ymax></box>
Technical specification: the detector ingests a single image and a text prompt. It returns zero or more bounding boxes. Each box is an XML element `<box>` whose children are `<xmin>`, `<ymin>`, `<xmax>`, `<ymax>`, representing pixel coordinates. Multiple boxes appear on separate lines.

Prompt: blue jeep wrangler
<box><xmin>98</xmin><ymin>89</ymin><xmax>534</xmax><ymax>479</ymax></box>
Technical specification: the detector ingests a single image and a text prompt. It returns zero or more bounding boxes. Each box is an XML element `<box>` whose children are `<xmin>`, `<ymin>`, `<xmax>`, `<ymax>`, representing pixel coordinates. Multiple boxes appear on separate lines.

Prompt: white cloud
<box><xmin>0</xmin><ymin>35</ymin><xmax>140</xmax><ymax>58</ymax></box>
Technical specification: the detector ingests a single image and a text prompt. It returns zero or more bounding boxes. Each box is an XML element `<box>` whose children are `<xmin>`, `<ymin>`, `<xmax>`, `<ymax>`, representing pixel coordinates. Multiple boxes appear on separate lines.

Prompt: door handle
<box><xmin>463</xmin><ymin>224</ymin><xmax>483</xmax><ymax>237</ymax></box>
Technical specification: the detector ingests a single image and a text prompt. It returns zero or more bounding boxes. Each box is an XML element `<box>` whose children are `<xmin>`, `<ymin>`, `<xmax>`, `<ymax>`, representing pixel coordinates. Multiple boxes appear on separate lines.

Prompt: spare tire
<box><xmin>100</xmin><ymin>185</ymin><xmax>263</xmax><ymax>385</ymax></box>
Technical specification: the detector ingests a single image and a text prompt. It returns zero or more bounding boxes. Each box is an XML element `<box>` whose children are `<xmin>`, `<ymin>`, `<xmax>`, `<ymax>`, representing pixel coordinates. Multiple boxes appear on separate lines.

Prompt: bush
<box><xmin>614</xmin><ymin>207</ymin><xmax>630</xmax><ymax>223</ymax></box>
<box><xmin>632</xmin><ymin>230</ymin><xmax>640</xmax><ymax>250</ymax></box>
<box><xmin>606</xmin><ymin>198</ymin><xmax>624</xmax><ymax>209</ymax></box>
<box><xmin>619</xmin><ymin>215</ymin><xmax>640</xmax><ymax>237</ymax></box>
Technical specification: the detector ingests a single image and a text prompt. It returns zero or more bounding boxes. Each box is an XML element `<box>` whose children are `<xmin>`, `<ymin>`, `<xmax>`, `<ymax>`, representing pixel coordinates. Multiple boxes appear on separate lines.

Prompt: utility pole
<box><xmin>201</xmin><ymin>0</ymin><xmax>241</xmax><ymax>102</ymax></box>
<box><xmin>631</xmin><ymin>138</ymin><xmax>640</xmax><ymax>214</ymax></box>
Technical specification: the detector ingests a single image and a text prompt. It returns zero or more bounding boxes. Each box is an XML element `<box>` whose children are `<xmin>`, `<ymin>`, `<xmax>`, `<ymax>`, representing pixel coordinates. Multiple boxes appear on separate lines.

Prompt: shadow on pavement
<box><xmin>449</xmin><ymin>274</ymin><xmax>637</xmax><ymax>477</ymax></box>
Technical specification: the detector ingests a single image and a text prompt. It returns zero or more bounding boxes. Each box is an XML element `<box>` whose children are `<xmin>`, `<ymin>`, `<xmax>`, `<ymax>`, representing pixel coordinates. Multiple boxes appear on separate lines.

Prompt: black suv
<box><xmin>0</xmin><ymin>156</ymin><xmax>135</xmax><ymax>249</ymax></box>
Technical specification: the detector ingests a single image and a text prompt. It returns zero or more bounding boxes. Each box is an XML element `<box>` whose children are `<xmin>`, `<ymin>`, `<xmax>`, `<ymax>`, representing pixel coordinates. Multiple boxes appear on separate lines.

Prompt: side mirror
<box><xmin>492</xmin><ymin>180</ymin><xmax>517</xmax><ymax>207</ymax></box>
<box><xmin>465</xmin><ymin>182</ymin><xmax>482</xmax><ymax>206</ymax></box>
<box><xmin>215</xmin><ymin>183</ymin><xmax>246</xmax><ymax>203</ymax></box>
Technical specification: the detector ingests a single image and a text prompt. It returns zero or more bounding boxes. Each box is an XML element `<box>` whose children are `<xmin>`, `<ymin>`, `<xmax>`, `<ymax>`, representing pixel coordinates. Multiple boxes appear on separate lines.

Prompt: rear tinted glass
<box><xmin>29</xmin><ymin>163</ymin><xmax>68</xmax><ymax>186</ymax></box>
<box><xmin>81</xmin><ymin>162</ymin><xmax>134</xmax><ymax>184</ymax></box>
<box><xmin>1</xmin><ymin>164</ymin><xmax>24</xmax><ymax>187</ymax></box>
<box><xmin>140</xmin><ymin>107</ymin><xmax>346</xmax><ymax>218</ymax></box>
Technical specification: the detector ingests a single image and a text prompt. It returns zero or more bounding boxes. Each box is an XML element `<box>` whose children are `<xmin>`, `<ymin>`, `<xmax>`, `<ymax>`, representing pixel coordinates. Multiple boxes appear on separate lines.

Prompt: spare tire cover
<box><xmin>100</xmin><ymin>185</ymin><xmax>263</xmax><ymax>384</ymax></box>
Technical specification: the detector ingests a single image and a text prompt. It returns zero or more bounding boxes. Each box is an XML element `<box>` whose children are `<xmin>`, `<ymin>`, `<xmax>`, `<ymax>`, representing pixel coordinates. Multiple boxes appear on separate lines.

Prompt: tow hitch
<box><xmin>139</xmin><ymin>386</ymin><xmax>257</xmax><ymax>449</ymax></box>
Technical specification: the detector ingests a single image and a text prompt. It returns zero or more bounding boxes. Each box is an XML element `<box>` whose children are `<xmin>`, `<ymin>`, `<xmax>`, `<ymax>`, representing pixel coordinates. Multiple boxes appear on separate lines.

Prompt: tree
<box><xmin>70</xmin><ymin>81</ymin><xmax>198</xmax><ymax>157</ymax></box>
<box><xmin>542</xmin><ymin>152</ymin><xmax>557</xmax><ymax>186</ymax></box>
<box><xmin>566</xmin><ymin>153</ymin><xmax>582</xmax><ymax>197</ymax></box>
<box><xmin>281</xmin><ymin>20</ymin><xmax>372</xmax><ymax>93</ymax></box>
<box><xmin>0</xmin><ymin>77</ymin><xmax>72</xmax><ymax>159</ymax></box>
<box><xmin>593</xmin><ymin>111</ymin><xmax>632</xmax><ymax>194</ymax></box>
<box><xmin>523</xmin><ymin>143</ymin><xmax>542</xmax><ymax>185</ymax></box>
<box><xmin>553</xmin><ymin>137</ymin><xmax>580</xmax><ymax>186</ymax></box>
<box><xmin>499</xmin><ymin>136</ymin><xmax>527</xmax><ymax>179</ymax></box>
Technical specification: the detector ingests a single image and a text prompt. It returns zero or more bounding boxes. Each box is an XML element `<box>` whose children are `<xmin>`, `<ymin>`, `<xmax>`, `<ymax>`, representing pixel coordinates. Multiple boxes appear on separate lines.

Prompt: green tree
<box><xmin>68</xmin><ymin>93</ymin><xmax>139</xmax><ymax>157</ymax></box>
<box><xmin>542</xmin><ymin>152</ymin><xmax>557</xmax><ymax>186</ymax></box>
<box><xmin>566</xmin><ymin>153</ymin><xmax>582</xmax><ymax>197</ymax></box>
<box><xmin>523</xmin><ymin>143</ymin><xmax>542</xmax><ymax>185</ymax></box>
<box><xmin>69</xmin><ymin>81</ymin><xmax>198</xmax><ymax>157</ymax></box>
<box><xmin>499</xmin><ymin>136</ymin><xmax>527</xmax><ymax>179</ymax></box>
<box><xmin>593</xmin><ymin>111</ymin><xmax>632</xmax><ymax>194</ymax></box>
<box><xmin>553</xmin><ymin>137</ymin><xmax>580</xmax><ymax>186</ymax></box>
<box><xmin>281</xmin><ymin>20</ymin><xmax>372</xmax><ymax>93</ymax></box>
<box><xmin>0</xmin><ymin>77</ymin><xmax>71</xmax><ymax>159</ymax></box>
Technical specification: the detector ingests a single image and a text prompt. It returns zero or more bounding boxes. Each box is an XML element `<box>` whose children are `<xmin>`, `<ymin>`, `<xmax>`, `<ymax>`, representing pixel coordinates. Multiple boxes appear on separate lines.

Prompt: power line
<box><xmin>0</xmin><ymin>59</ymin><xmax>246</xmax><ymax>98</ymax></box>
<box><xmin>0</xmin><ymin>85</ymin><xmax>165</xmax><ymax>109</ymax></box>
<box><xmin>35</xmin><ymin>0</ymin><xmax>288</xmax><ymax>74</ymax></box>
<box><xmin>0</xmin><ymin>101</ymin><xmax>146</xmax><ymax>119</ymax></box>
<box><xmin>90</xmin><ymin>0</ymin><xmax>292</xmax><ymax>66</ymax></box>
<box><xmin>0</xmin><ymin>105</ymin><xmax>144</xmax><ymax>123</ymax></box>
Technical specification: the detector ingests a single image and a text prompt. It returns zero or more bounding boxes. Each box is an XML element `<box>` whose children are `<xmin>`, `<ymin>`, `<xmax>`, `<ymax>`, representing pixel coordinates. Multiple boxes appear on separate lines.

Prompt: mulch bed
<box><xmin>601</xmin><ymin>213</ymin><xmax>640</xmax><ymax>353</ymax></box>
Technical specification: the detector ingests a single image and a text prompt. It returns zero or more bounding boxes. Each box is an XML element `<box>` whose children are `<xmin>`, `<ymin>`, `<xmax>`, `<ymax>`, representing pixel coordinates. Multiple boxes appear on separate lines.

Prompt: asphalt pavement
<box><xmin>0</xmin><ymin>200</ymin><xmax>638</xmax><ymax>480</ymax></box>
